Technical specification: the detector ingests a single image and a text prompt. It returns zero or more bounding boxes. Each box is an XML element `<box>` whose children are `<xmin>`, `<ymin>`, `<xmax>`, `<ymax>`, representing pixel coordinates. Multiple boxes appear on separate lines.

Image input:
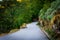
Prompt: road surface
<box><xmin>0</xmin><ymin>22</ymin><xmax>49</xmax><ymax>40</ymax></box>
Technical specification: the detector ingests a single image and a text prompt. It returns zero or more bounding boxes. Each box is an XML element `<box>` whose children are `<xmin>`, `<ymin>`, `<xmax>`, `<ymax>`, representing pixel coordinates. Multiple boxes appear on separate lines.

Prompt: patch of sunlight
<box><xmin>20</xmin><ymin>23</ymin><xmax>27</xmax><ymax>29</ymax></box>
<box><xmin>0</xmin><ymin>0</ymin><xmax>2</xmax><ymax>1</ymax></box>
<box><xmin>9</xmin><ymin>29</ymin><xmax>19</xmax><ymax>34</ymax></box>
<box><xmin>17</xmin><ymin>0</ymin><xmax>22</xmax><ymax>2</ymax></box>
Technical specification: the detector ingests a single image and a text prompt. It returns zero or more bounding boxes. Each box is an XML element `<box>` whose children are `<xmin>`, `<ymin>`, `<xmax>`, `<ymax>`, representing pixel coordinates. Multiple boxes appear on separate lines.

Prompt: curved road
<box><xmin>0</xmin><ymin>22</ymin><xmax>49</xmax><ymax>40</ymax></box>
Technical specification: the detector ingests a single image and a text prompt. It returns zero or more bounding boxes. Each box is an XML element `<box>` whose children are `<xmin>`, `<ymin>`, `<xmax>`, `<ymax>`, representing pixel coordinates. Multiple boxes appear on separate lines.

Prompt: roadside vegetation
<box><xmin>0</xmin><ymin>0</ymin><xmax>41</xmax><ymax>34</ymax></box>
<box><xmin>0</xmin><ymin>0</ymin><xmax>60</xmax><ymax>40</ymax></box>
<box><xmin>39</xmin><ymin>0</ymin><xmax>60</xmax><ymax>40</ymax></box>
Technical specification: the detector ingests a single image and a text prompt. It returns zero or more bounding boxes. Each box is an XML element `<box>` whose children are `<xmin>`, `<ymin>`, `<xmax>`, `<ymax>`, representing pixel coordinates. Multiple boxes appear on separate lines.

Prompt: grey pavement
<box><xmin>0</xmin><ymin>22</ymin><xmax>49</xmax><ymax>40</ymax></box>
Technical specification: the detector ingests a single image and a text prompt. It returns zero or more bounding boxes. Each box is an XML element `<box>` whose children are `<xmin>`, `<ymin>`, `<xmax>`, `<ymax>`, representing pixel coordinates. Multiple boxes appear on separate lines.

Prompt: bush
<box><xmin>0</xmin><ymin>0</ymin><xmax>41</xmax><ymax>33</ymax></box>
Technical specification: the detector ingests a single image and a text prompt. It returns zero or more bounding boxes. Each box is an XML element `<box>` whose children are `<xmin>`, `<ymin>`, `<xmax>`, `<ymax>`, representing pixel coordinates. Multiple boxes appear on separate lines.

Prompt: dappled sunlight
<box><xmin>17</xmin><ymin>0</ymin><xmax>22</xmax><ymax>2</ymax></box>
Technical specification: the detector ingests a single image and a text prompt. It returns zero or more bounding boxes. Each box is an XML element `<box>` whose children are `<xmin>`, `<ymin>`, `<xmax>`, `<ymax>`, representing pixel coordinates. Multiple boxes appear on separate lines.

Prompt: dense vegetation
<box><xmin>0</xmin><ymin>0</ymin><xmax>43</xmax><ymax>33</ymax></box>
<box><xmin>0</xmin><ymin>1</ymin><xmax>60</xmax><ymax>40</ymax></box>
<box><xmin>39</xmin><ymin>0</ymin><xmax>60</xmax><ymax>40</ymax></box>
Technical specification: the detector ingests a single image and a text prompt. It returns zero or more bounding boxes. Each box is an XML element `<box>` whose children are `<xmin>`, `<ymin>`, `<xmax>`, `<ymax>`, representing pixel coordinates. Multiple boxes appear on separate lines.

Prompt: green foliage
<box><xmin>39</xmin><ymin>0</ymin><xmax>60</xmax><ymax>21</ymax></box>
<box><xmin>39</xmin><ymin>0</ymin><xmax>60</xmax><ymax>39</ymax></box>
<box><xmin>45</xmin><ymin>0</ymin><xmax>60</xmax><ymax>21</ymax></box>
<box><xmin>0</xmin><ymin>7</ymin><xmax>13</xmax><ymax>33</ymax></box>
<box><xmin>45</xmin><ymin>29</ymin><xmax>56</xmax><ymax>40</ymax></box>
<box><xmin>39</xmin><ymin>2</ymin><xmax>51</xmax><ymax>20</ymax></box>
<box><xmin>0</xmin><ymin>1</ymin><xmax>21</xmax><ymax>33</ymax></box>
<box><xmin>0</xmin><ymin>0</ymin><xmax>41</xmax><ymax>33</ymax></box>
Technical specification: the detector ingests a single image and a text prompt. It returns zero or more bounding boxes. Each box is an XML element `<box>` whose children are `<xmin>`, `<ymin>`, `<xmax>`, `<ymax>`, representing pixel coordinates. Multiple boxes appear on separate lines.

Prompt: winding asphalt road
<box><xmin>0</xmin><ymin>22</ymin><xmax>49</xmax><ymax>40</ymax></box>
